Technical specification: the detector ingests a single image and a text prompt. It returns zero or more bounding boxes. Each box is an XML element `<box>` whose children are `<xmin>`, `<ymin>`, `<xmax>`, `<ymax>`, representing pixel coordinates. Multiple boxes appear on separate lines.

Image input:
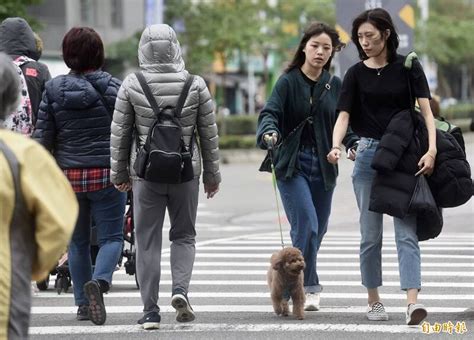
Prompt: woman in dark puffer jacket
<box><xmin>33</xmin><ymin>27</ymin><xmax>126</xmax><ymax>326</ymax></box>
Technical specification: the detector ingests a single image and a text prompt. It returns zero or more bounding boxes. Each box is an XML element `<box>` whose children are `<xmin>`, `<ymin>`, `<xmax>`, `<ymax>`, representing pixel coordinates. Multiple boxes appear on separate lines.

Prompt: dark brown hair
<box><xmin>285</xmin><ymin>22</ymin><xmax>344</xmax><ymax>73</ymax></box>
<box><xmin>351</xmin><ymin>8</ymin><xmax>399</xmax><ymax>63</ymax></box>
<box><xmin>62</xmin><ymin>27</ymin><xmax>104</xmax><ymax>72</ymax></box>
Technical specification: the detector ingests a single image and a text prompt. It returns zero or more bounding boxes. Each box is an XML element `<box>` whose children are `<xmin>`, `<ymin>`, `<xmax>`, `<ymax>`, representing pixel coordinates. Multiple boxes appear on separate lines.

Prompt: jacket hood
<box><xmin>0</xmin><ymin>17</ymin><xmax>39</xmax><ymax>60</ymax></box>
<box><xmin>47</xmin><ymin>71</ymin><xmax>113</xmax><ymax>110</ymax></box>
<box><xmin>138</xmin><ymin>24</ymin><xmax>185</xmax><ymax>73</ymax></box>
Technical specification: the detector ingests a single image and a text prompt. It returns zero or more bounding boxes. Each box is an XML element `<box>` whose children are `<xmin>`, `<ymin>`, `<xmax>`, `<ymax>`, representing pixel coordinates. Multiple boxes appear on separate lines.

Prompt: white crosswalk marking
<box><xmin>30</xmin><ymin>231</ymin><xmax>474</xmax><ymax>337</ymax></box>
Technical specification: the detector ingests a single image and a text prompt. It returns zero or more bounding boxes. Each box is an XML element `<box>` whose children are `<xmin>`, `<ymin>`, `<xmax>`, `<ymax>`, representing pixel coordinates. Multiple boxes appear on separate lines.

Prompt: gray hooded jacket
<box><xmin>110</xmin><ymin>24</ymin><xmax>221</xmax><ymax>185</ymax></box>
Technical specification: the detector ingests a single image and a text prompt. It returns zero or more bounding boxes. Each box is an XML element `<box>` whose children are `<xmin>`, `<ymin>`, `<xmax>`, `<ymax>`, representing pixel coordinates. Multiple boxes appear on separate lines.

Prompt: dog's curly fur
<box><xmin>267</xmin><ymin>247</ymin><xmax>306</xmax><ymax>319</ymax></box>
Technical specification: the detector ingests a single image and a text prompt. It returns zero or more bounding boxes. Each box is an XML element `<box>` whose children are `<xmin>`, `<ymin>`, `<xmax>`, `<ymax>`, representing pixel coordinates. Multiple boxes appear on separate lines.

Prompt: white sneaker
<box><xmin>366</xmin><ymin>301</ymin><xmax>389</xmax><ymax>321</ymax></box>
<box><xmin>406</xmin><ymin>303</ymin><xmax>427</xmax><ymax>325</ymax></box>
<box><xmin>304</xmin><ymin>293</ymin><xmax>320</xmax><ymax>311</ymax></box>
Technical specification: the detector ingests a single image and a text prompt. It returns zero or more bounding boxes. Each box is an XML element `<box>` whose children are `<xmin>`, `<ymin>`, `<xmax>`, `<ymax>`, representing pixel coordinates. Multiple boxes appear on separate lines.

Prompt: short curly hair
<box><xmin>62</xmin><ymin>27</ymin><xmax>104</xmax><ymax>72</ymax></box>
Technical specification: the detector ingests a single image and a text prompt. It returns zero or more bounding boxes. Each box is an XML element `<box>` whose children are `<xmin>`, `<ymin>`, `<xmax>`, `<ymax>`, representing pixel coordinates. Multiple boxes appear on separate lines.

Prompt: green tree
<box><xmin>252</xmin><ymin>0</ymin><xmax>335</xmax><ymax>95</ymax></box>
<box><xmin>166</xmin><ymin>0</ymin><xmax>262</xmax><ymax>108</ymax></box>
<box><xmin>415</xmin><ymin>0</ymin><xmax>474</xmax><ymax>99</ymax></box>
<box><xmin>0</xmin><ymin>0</ymin><xmax>42</xmax><ymax>29</ymax></box>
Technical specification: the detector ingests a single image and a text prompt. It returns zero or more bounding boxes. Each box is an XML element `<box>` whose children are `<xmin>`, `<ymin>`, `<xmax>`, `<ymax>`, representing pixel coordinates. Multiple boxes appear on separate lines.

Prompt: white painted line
<box><xmin>28</xmin><ymin>322</ymin><xmax>426</xmax><ymax>335</ymax></box>
<box><xmin>216</xmin><ymin>240</ymin><xmax>474</xmax><ymax>246</ymax></box>
<box><xmin>30</xmin><ymin>305</ymin><xmax>467</xmax><ymax>315</ymax></box>
<box><xmin>247</xmin><ymin>232</ymin><xmax>474</xmax><ymax>239</ymax></box>
<box><xmin>161</xmin><ymin>253</ymin><xmax>474</xmax><ymax>259</ymax></box>
<box><xmin>107</xmin><ymin>280</ymin><xmax>474</xmax><ymax>288</ymax></box>
<box><xmin>144</xmin><ymin>261</ymin><xmax>474</xmax><ymax>268</ymax></box>
<box><xmin>34</xmin><ymin>291</ymin><xmax>474</xmax><ymax>300</ymax></box>
<box><xmin>197</xmin><ymin>246</ymin><xmax>474</xmax><ymax>251</ymax></box>
<box><xmin>110</xmin><ymin>269</ymin><xmax>474</xmax><ymax>277</ymax></box>
<box><xmin>113</xmin><ymin>269</ymin><xmax>474</xmax><ymax>277</ymax></box>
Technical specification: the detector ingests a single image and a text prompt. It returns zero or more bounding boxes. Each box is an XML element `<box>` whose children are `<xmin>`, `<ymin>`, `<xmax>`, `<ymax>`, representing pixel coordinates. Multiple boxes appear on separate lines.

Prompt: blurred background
<box><xmin>2</xmin><ymin>0</ymin><xmax>473</xmax><ymax>148</ymax></box>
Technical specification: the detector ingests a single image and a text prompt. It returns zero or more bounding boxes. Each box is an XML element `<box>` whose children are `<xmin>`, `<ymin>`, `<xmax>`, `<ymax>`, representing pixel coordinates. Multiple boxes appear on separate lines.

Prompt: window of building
<box><xmin>111</xmin><ymin>0</ymin><xmax>123</xmax><ymax>28</ymax></box>
<box><xmin>80</xmin><ymin>0</ymin><xmax>95</xmax><ymax>25</ymax></box>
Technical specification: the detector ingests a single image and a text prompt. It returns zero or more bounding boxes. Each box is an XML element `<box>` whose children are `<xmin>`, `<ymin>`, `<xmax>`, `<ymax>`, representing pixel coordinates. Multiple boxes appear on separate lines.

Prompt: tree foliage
<box><xmin>0</xmin><ymin>0</ymin><xmax>42</xmax><ymax>29</ymax></box>
<box><xmin>416</xmin><ymin>0</ymin><xmax>474</xmax><ymax>65</ymax></box>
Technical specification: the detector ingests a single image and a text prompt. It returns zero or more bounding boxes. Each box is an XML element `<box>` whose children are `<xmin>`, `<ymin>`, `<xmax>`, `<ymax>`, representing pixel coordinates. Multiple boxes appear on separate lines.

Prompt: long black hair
<box><xmin>285</xmin><ymin>22</ymin><xmax>345</xmax><ymax>73</ymax></box>
<box><xmin>351</xmin><ymin>8</ymin><xmax>399</xmax><ymax>63</ymax></box>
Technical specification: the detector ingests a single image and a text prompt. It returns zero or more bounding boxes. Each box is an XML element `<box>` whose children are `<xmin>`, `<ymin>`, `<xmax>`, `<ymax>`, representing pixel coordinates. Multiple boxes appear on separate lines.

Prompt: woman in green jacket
<box><xmin>256</xmin><ymin>22</ymin><xmax>358</xmax><ymax>311</ymax></box>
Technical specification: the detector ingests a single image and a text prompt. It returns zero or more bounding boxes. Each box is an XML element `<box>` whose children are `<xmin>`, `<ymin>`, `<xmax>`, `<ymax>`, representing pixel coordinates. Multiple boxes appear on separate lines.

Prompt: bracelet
<box><xmin>331</xmin><ymin>146</ymin><xmax>342</xmax><ymax>151</ymax></box>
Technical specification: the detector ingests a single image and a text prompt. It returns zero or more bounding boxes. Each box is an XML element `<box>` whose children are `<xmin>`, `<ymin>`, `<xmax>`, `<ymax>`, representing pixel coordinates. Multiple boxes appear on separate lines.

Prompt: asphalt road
<box><xmin>29</xmin><ymin>133</ymin><xmax>474</xmax><ymax>339</ymax></box>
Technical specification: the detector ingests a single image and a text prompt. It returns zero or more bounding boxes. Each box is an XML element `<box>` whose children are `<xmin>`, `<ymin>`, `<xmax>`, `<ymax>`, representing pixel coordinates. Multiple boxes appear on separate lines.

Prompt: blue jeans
<box><xmin>352</xmin><ymin>137</ymin><xmax>421</xmax><ymax>290</ymax></box>
<box><xmin>277</xmin><ymin>147</ymin><xmax>334</xmax><ymax>293</ymax></box>
<box><xmin>69</xmin><ymin>186</ymin><xmax>127</xmax><ymax>306</ymax></box>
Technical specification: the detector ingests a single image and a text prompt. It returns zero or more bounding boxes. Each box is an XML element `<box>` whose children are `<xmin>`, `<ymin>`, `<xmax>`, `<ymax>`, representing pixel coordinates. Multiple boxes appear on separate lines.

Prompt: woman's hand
<box><xmin>115</xmin><ymin>182</ymin><xmax>132</xmax><ymax>192</ymax></box>
<box><xmin>327</xmin><ymin>147</ymin><xmax>342</xmax><ymax>164</ymax></box>
<box><xmin>415</xmin><ymin>150</ymin><xmax>436</xmax><ymax>176</ymax></box>
<box><xmin>204</xmin><ymin>182</ymin><xmax>219</xmax><ymax>199</ymax></box>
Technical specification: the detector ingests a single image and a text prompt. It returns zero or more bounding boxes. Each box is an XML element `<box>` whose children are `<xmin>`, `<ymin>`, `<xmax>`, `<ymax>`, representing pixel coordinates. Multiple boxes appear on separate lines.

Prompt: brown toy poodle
<box><xmin>267</xmin><ymin>247</ymin><xmax>306</xmax><ymax>320</ymax></box>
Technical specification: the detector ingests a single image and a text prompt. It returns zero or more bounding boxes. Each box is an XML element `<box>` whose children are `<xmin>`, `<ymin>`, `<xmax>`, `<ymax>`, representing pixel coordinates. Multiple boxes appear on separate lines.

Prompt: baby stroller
<box><xmin>36</xmin><ymin>193</ymin><xmax>138</xmax><ymax>293</ymax></box>
<box><xmin>120</xmin><ymin>193</ymin><xmax>139</xmax><ymax>288</ymax></box>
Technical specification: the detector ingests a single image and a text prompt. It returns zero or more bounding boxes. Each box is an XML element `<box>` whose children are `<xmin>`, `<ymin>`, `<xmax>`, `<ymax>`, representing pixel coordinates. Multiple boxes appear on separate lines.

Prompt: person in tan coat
<box><xmin>0</xmin><ymin>52</ymin><xmax>78</xmax><ymax>339</ymax></box>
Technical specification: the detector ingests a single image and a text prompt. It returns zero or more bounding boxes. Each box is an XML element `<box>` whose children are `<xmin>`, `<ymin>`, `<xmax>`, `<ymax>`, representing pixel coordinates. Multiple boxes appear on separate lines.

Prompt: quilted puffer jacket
<box><xmin>32</xmin><ymin>71</ymin><xmax>121</xmax><ymax>169</ymax></box>
<box><xmin>110</xmin><ymin>24</ymin><xmax>221</xmax><ymax>185</ymax></box>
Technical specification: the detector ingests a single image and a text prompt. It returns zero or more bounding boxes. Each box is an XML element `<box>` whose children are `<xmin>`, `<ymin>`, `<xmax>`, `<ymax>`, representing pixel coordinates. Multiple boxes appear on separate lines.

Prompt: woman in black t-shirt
<box><xmin>327</xmin><ymin>8</ymin><xmax>437</xmax><ymax>325</ymax></box>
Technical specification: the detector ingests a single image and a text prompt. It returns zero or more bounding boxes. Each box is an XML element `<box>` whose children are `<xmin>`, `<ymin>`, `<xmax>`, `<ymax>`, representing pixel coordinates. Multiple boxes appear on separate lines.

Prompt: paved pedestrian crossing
<box><xmin>29</xmin><ymin>231</ymin><xmax>474</xmax><ymax>337</ymax></box>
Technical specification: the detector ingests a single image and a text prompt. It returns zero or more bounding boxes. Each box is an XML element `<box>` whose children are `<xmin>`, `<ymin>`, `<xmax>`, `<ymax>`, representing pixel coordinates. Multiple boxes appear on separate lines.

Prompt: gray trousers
<box><xmin>133</xmin><ymin>178</ymin><xmax>198</xmax><ymax>313</ymax></box>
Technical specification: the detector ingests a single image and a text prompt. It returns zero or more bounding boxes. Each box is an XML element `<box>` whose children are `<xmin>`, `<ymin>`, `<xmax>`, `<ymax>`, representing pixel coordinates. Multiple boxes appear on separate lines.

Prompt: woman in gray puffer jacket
<box><xmin>110</xmin><ymin>24</ymin><xmax>221</xmax><ymax>330</ymax></box>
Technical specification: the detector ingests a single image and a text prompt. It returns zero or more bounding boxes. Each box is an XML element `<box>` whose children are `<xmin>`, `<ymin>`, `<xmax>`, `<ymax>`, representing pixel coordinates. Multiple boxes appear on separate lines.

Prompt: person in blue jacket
<box><xmin>256</xmin><ymin>21</ymin><xmax>358</xmax><ymax>312</ymax></box>
<box><xmin>33</xmin><ymin>27</ymin><xmax>126</xmax><ymax>326</ymax></box>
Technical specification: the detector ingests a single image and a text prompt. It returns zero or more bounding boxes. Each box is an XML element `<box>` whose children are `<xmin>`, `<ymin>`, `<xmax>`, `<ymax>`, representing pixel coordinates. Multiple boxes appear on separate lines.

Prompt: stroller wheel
<box><xmin>56</xmin><ymin>277</ymin><xmax>64</xmax><ymax>295</ymax></box>
<box><xmin>36</xmin><ymin>275</ymin><xmax>50</xmax><ymax>291</ymax></box>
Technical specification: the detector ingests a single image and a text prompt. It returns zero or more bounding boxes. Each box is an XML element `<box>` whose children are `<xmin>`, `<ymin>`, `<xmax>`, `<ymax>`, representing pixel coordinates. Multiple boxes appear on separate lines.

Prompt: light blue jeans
<box><xmin>352</xmin><ymin>137</ymin><xmax>421</xmax><ymax>290</ymax></box>
<box><xmin>69</xmin><ymin>185</ymin><xmax>127</xmax><ymax>306</ymax></box>
<box><xmin>277</xmin><ymin>147</ymin><xmax>334</xmax><ymax>293</ymax></box>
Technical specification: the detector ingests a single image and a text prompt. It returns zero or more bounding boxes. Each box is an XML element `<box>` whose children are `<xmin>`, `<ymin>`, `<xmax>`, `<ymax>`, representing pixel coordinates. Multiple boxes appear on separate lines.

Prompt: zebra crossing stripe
<box><xmin>108</xmin><ymin>280</ymin><xmax>474</xmax><ymax>288</ymax></box>
<box><xmin>29</xmin><ymin>323</ymin><xmax>426</xmax><ymax>335</ymax></box>
<box><xmin>197</xmin><ymin>246</ymin><xmax>473</xmax><ymax>251</ymax></box>
<box><xmin>33</xmin><ymin>292</ymin><xmax>474</xmax><ymax>300</ymax></box>
<box><xmin>30</xmin><ymin>305</ymin><xmax>467</xmax><ymax>314</ymax></box>
<box><xmin>161</xmin><ymin>253</ymin><xmax>474</xmax><ymax>259</ymax></box>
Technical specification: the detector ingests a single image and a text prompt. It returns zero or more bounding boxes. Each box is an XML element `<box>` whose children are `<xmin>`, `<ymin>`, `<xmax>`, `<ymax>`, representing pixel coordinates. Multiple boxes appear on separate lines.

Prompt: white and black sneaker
<box><xmin>171</xmin><ymin>292</ymin><xmax>195</xmax><ymax>322</ymax></box>
<box><xmin>137</xmin><ymin>311</ymin><xmax>160</xmax><ymax>330</ymax></box>
<box><xmin>366</xmin><ymin>301</ymin><xmax>389</xmax><ymax>321</ymax></box>
<box><xmin>406</xmin><ymin>303</ymin><xmax>427</xmax><ymax>325</ymax></box>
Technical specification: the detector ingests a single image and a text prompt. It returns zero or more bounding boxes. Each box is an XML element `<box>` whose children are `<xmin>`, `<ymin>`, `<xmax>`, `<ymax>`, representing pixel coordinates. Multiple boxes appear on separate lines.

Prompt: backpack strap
<box><xmin>175</xmin><ymin>75</ymin><xmax>194</xmax><ymax>117</ymax></box>
<box><xmin>135</xmin><ymin>72</ymin><xmax>162</xmax><ymax>118</ymax></box>
<box><xmin>0</xmin><ymin>139</ymin><xmax>23</xmax><ymax>224</ymax></box>
<box><xmin>135</xmin><ymin>72</ymin><xmax>195</xmax><ymax>118</ymax></box>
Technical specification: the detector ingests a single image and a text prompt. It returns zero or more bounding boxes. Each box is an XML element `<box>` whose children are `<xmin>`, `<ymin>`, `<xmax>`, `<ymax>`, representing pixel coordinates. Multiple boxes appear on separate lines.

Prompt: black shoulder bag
<box><xmin>259</xmin><ymin>75</ymin><xmax>334</xmax><ymax>173</ymax></box>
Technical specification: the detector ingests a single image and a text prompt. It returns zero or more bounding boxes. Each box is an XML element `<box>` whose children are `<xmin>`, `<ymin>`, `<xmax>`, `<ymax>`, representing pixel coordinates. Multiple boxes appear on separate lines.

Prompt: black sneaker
<box><xmin>83</xmin><ymin>280</ymin><xmax>106</xmax><ymax>325</ymax></box>
<box><xmin>137</xmin><ymin>311</ymin><xmax>161</xmax><ymax>330</ymax></box>
<box><xmin>76</xmin><ymin>305</ymin><xmax>89</xmax><ymax>321</ymax></box>
<box><xmin>171</xmin><ymin>292</ymin><xmax>195</xmax><ymax>322</ymax></box>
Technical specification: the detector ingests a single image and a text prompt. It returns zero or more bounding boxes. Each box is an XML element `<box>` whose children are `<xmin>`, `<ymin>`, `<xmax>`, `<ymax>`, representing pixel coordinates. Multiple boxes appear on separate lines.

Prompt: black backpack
<box><xmin>435</xmin><ymin>116</ymin><xmax>465</xmax><ymax>153</ymax></box>
<box><xmin>133</xmin><ymin>72</ymin><xmax>195</xmax><ymax>183</ymax></box>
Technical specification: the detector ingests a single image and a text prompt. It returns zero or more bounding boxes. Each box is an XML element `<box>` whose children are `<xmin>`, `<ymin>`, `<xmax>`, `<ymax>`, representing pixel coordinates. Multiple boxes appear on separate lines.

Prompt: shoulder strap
<box><xmin>135</xmin><ymin>72</ymin><xmax>161</xmax><ymax>118</ymax></box>
<box><xmin>0</xmin><ymin>139</ymin><xmax>23</xmax><ymax>221</ymax></box>
<box><xmin>175</xmin><ymin>75</ymin><xmax>194</xmax><ymax>117</ymax></box>
<box><xmin>281</xmin><ymin>74</ymin><xmax>334</xmax><ymax>142</ymax></box>
<box><xmin>135</xmin><ymin>72</ymin><xmax>195</xmax><ymax>118</ymax></box>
